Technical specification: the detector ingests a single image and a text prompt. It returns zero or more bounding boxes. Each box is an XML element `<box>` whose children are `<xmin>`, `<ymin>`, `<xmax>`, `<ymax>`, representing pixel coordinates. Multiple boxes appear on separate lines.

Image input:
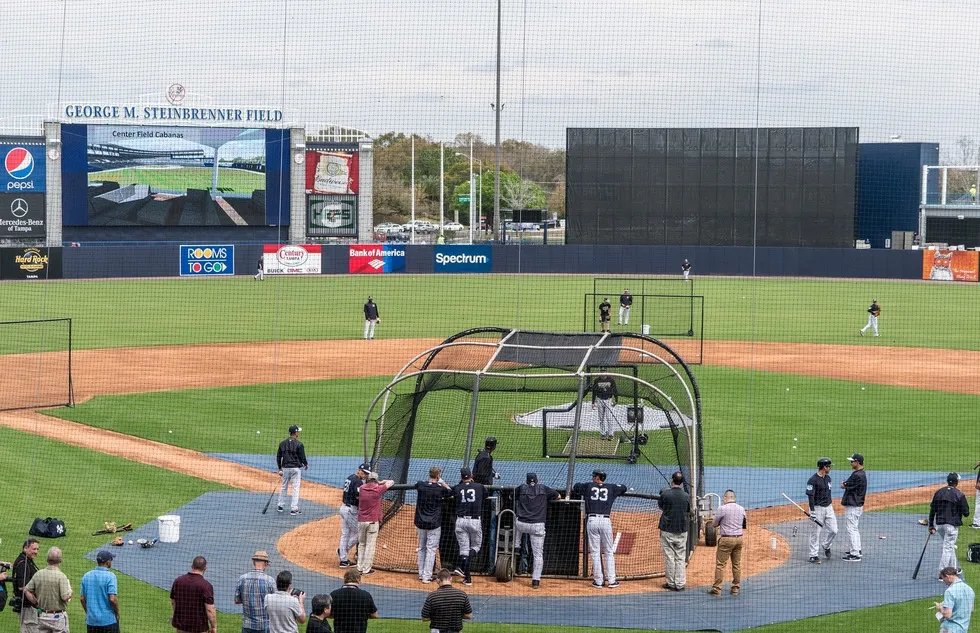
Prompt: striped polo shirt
<box><xmin>421</xmin><ymin>584</ymin><xmax>472</xmax><ymax>632</ymax></box>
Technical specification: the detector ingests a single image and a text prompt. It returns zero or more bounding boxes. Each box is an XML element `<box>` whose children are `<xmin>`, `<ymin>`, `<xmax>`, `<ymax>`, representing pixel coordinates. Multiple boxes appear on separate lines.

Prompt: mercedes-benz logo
<box><xmin>10</xmin><ymin>198</ymin><xmax>28</xmax><ymax>218</ymax></box>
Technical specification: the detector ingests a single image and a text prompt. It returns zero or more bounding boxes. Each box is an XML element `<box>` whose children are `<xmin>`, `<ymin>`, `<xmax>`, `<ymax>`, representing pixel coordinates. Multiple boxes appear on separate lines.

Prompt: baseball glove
<box><xmin>111</xmin><ymin>537</ymin><xmax>124</xmax><ymax>546</ymax></box>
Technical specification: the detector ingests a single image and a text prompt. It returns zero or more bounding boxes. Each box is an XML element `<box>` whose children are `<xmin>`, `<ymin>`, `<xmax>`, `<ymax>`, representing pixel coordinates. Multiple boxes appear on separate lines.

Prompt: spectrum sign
<box><xmin>179</xmin><ymin>245</ymin><xmax>235</xmax><ymax>276</ymax></box>
<box><xmin>348</xmin><ymin>244</ymin><xmax>406</xmax><ymax>274</ymax></box>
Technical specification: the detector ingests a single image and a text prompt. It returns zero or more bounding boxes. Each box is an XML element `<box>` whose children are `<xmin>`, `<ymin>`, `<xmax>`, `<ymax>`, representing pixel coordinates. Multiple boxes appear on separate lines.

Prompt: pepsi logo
<box><xmin>5</xmin><ymin>147</ymin><xmax>34</xmax><ymax>180</ymax></box>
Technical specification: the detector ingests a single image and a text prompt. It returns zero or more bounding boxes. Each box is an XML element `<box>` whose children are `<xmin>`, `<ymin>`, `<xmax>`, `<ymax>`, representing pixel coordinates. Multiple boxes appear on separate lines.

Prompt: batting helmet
<box><xmin>592</xmin><ymin>470</ymin><xmax>607</xmax><ymax>482</ymax></box>
<box><xmin>485</xmin><ymin>436</ymin><xmax>498</xmax><ymax>449</ymax></box>
<box><xmin>817</xmin><ymin>457</ymin><xmax>832</xmax><ymax>469</ymax></box>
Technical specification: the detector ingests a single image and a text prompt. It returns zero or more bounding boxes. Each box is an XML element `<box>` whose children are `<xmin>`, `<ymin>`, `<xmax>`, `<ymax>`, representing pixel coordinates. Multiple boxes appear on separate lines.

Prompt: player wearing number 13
<box><xmin>572</xmin><ymin>470</ymin><xmax>628</xmax><ymax>589</ymax></box>
<box><xmin>452</xmin><ymin>468</ymin><xmax>487</xmax><ymax>586</ymax></box>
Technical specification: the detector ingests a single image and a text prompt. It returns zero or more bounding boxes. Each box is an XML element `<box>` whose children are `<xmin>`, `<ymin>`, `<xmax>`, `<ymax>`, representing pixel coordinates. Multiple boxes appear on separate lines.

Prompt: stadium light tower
<box><xmin>492</xmin><ymin>0</ymin><xmax>503</xmax><ymax>242</ymax></box>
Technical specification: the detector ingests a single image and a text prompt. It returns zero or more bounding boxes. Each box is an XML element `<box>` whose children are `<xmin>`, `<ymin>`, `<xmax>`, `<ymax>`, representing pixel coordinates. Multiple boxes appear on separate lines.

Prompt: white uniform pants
<box><xmin>937</xmin><ymin>524</ymin><xmax>959</xmax><ymax>571</ymax></box>
<box><xmin>618</xmin><ymin>305</ymin><xmax>630</xmax><ymax>324</ymax></box>
<box><xmin>254</xmin><ymin>267</ymin><xmax>264</xmax><ymax>280</ymax></box>
<box><xmin>660</xmin><ymin>530</ymin><xmax>687</xmax><ymax>588</ymax></box>
<box><xmin>683</xmin><ymin>269</ymin><xmax>690</xmax><ymax>280</ymax></box>
<box><xmin>339</xmin><ymin>504</ymin><xmax>359</xmax><ymax>561</ymax></box>
<box><xmin>973</xmin><ymin>489</ymin><xmax>980</xmax><ymax>528</ymax></box>
<box><xmin>515</xmin><ymin>519</ymin><xmax>546</xmax><ymax>580</ymax></box>
<box><xmin>588</xmin><ymin>516</ymin><xmax>617</xmax><ymax>585</ymax></box>
<box><xmin>364</xmin><ymin>319</ymin><xmax>377</xmax><ymax>339</ymax></box>
<box><xmin>808</xmin><ymin>505</ymin><xmax>838</xmax><ymax>558</ymax></box>
<box><xmin>843</xmin><ymin>506</ymin><xmax>863</xmax><ymax>555</ymax></box>
<box><xmin>278</xmin><ymin>467</ymin><xmax>301</xmax><ymax>512</ymax></box>
<box><xmin>455</xmin><ymin>517</ymin><xmax>483</xmax><ymax>555</ymax></box>
<box><xmin>357</xmin><ymin>521</ymin><xmax>380</xmax><ymax>573</ymax></box>
<box><xmin>861</xmin><ymin>314</ymin><xmax>878</xmax><ymax>336</ymax></box>
<box><xmin>417</xmin><ymin>527</ymin><xmax>441</xmax><ymax>581</ymax></box>
<box><xmin>595</xmin><ymin>398</ymin><xmax>615</xmax><ymax>437</ymax></box>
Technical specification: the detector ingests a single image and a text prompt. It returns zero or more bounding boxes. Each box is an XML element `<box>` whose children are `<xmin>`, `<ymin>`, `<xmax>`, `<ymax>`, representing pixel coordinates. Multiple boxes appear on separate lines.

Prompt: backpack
<box><xmin>967</xmin><ymin>543</ymin><xmax>980</xmax><ymax>564</ymax></box>
<box><xmin>29</xmin><ymin>517</ymin><xmax>67</xmax><ymax>538</ymax></box>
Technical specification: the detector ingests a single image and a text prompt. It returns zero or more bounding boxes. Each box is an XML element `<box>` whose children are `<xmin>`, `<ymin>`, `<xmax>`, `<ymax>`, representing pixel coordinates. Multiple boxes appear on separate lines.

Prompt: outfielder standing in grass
<box><xmin>599</xmin><ymin>298</ymin><xmax>612</xmax><ymax>333</ymax></box>
<box><xmin>363</xmin><ymin>296</ymin><xmax>380</xmax><ymax>340</ymax></box>
<box><xmin>806</xmin><ymin>458</ymin><xmax>838</xmax><ymax>564</ymax></box>
<box><xmin>840</xmin><ymin>453</ymin><xmax>867</xmax><ymax>561</ymax></box>
<box><xmin>338</xmin><ymin>463</ymin><xmax>370</xmax><ymax>568</ymax></box>
<box><xmin>255</xmin><ymin>254</ymin><xmax>264</xmax><ymax>281</ymax></box>
<box><xmin>618</xmin><ymin>289</ymin><xmax>632</xmax><ymax>325</ymax></box>
<box><xmin>277</xmin><ymin>425</ymin><xmax>308</xmax><ymax>516</ymax></box>
<box><xmin>860</xmin><ymin>299</ymin><xmax>880</xmax><ymax>337</ymax></box>
<box><xmin>929</xmin><ymin>473</ymin><xmax>971</xmax><ymax>575</ymax></box>
<box><xmin>573</xmin><ymin>469</ymin><xmax>628</xmax><ymax>589</ymax></box>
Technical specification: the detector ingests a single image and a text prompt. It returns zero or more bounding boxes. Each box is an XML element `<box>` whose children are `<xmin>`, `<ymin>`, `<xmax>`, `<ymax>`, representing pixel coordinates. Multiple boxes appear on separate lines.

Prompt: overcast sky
<box><xmin>2</xmin><ymin>0</ymin><xmax>978</xmax><ymax>154</ymax></box>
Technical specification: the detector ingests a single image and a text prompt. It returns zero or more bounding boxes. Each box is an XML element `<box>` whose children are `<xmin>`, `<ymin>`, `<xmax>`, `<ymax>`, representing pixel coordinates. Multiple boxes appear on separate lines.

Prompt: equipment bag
<box><xmin>967</xmin><ymin>543</ymin><xmax>980</xmax><ymax>563</ymax></box>
<box><xmin>29</xmin><ymin>517</ymin><xmax>67</xmax><ymax>538</ymax></box>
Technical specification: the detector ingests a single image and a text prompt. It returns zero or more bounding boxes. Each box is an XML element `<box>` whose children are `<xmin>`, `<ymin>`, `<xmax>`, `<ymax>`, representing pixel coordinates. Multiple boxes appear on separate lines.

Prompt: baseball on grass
<box><xmin>128</xmin><ymin>540</ymin><xmax>134</xmax><ymax>545</ymax></box>
<box><xmin>792</xmin><ymin>445</ymin><xmax>797</xmax><ymax>449</ymax></box>
<box><xmin>168</xmin><ymin>430</ymin><xmax>172</xmax><ymax>433</ymax></box>
<box><xmin>861</xmin><ymin>387</ymin><xmax>866</xmax><ymax>391</ymax></box>
<box><xmin>256</xmin><ymin>431</ymin><xmax>261</xmax><ymax>434</ymax></box>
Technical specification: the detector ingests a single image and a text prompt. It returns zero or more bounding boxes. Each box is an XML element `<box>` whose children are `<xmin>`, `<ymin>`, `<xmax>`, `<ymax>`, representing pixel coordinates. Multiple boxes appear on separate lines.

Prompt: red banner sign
<box><xmin>305</xmin><ymin>150</ymin><xmax>358</xmax><ymax>195</ymax></box>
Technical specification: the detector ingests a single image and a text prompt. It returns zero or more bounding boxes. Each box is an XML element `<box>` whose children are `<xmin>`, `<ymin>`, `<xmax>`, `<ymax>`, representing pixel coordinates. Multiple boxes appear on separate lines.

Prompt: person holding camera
<box><xmin>263</xmin><ymin>571</ymin><xmax>306</xmax><ymax>633</ymax></box>
<box><xmin>11</xmin><ymin>538</ymin><xmax>40</xmax><ymax>632</ymax></box>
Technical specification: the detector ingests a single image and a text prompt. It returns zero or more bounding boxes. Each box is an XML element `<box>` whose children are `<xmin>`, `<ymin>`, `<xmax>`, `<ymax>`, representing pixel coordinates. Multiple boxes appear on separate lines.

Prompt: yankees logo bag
<box><xmin>29</xmin><ymin>517</ymin><xmax>67</xmax><ymax>538</ymax></box>
<box><xmin>968</xmin><ymin>543</ymin><xmax>980</xmax><ymax>564</ymax></box>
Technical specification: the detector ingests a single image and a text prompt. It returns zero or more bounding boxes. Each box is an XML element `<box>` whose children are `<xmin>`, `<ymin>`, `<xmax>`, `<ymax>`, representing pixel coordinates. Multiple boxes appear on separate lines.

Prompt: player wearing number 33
<box><xmin>572</xmin><ymin>470</ymin><xmax>628</xmax><ymax>589</ymax></box>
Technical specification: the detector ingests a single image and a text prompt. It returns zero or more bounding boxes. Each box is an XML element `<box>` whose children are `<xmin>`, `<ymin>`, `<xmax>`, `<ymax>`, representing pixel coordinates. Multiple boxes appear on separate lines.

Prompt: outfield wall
<box><xmin>55</xmin><ymin>244</ymin><xmax>925</xmax><ymax>279</ymax></box>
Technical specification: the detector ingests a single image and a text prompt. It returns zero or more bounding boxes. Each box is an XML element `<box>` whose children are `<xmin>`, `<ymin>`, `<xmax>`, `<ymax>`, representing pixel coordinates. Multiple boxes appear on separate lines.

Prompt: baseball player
<box><xmin>971</xmin><ymin>461</ymin><xmax>980</xmax><ymax>530</ymax></box>
<box><xmin>805</xmin><ymin>457</ymin><xmax>838</xmax><ymax>564</ymax></box>
<box><xmin>681</xmin><ymin>259</ymin><xmax>692</xmax><ymax>281</ymax></box>
<box><xmin>338</xmin><ymin>463</ymin><xmax>370</xmax><ymax>567</ymax></box>
<box><xmin>363</xmin><ymin>296</ymin><xmax>380</xmax><ymax>340</ymax></box>
<box><xmin>255</xmin><ymin>254</ymin><xmax>264</xmax><ymax>281</ymax></box>
<box><xmin>572</xmin><ymin>470</ymin><xmax>628</xmax><ymax>589</ymax></box>
<box><xmin>591</xmin><ymin>373</ymin><xmax>619</xmax><ymax>441</ymax></box>
<box><xmin>618</xmin><ymin>289</ymin><xmax>632</xmax><ymax>325</ymax></box>
<box><xmin>414</xmin><ymin>466</ymin><xmax>453</xmax><ymax>583</ymax></box>
<box><xmin>277</xmin><ymin>425</ymin><xmax>308</xmax><ymax>515</ymax></box>
<box><xmin>452</xmin><ymin>467</ymin><xmax>487</xmax><ymax>586</ymax></box>
<box><xmin>514</xmin><ymin>472</ymin><xmax>559</xmax><ymax>589</ymax></box>
<box><xmin>929</xmin><ymin>472</ymin><xmax>971</xmax><ymax>574</ymax></box>
<box><xmin>599</xmin><ymin>297</ymin><xmax>612</xmax><ymax>333</ymax></box>
<box><xmin>473</xmin><ymin>437</ymin><xmax>500</xmax><ymax>572</ymax></box>
<box><xmin>840</xmin><ymin>453</ymin><xmax>867</xmax><ymax>561</ymax></box>
<box><xmin>860</xmin><ymin>299</ymin><xmax>880</xmax><ymax>337</ymax></box>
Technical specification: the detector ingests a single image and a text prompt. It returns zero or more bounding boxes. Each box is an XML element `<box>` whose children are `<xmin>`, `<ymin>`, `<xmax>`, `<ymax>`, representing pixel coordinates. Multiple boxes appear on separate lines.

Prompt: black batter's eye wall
<box><xmin>566</xmin><ymin>127</ymin><xmax>858</xmax><ymax>247</ymax></box>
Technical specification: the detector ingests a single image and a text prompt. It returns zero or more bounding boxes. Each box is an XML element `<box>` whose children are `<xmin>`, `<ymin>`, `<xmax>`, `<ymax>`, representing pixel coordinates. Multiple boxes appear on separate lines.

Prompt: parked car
<box><xmin>402</xmin><ymin>220</ymin><xmax>438</xmax><ymax>233</ymax></box>
<box><xmin>442</xmin><ymin>222</ymin><xmax>465</xmax><ymax>232</ymax></box>
<box><xmin>375</xmin><ymin>222</ymin><xmax>403</xmax><ymax>234</ymax></box>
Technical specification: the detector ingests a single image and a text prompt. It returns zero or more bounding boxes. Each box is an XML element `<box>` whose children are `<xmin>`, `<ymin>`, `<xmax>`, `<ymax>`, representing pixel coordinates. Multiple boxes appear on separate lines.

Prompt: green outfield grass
<box><xmin>44</xmin><ymin>366</ymin><xmax>980</xmax><ymax>472</ymax></box>
<box><xmin>89</xmin><ymin>165</ymin><xmax>264</xmax><ymax>194</ymax></box>
<box><xmin>1</xmin><ymin>275</ymin><xmax>979</xmax><ymax>352</ymax></box>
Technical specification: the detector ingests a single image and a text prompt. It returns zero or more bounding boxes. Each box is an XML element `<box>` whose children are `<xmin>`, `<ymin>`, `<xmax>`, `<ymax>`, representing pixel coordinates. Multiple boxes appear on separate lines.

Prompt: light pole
<box><xmin>439</xmin><ymin>142</ymin><xmax>444</xmax><ymax>233</ymax></box>
<box><xmin>492</xmin><ymin>0</ymin><xmax>502</xmax><ymax>241</ymax></box>
<box><xmin>410</xmin><ymin>135</ymin><xmax>416</xmax><ymax>244</ymax></box>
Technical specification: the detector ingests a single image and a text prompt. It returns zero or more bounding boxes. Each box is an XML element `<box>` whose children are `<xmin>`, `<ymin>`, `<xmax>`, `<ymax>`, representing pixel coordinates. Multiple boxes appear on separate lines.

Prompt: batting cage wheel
<box><xmin>704</xmin><ymin>522</ymin><xmax>718</xmax><ymax>547</ymax></box>
<box><xmin>362</xmin><ymin>328</ymin><xmax>704</xmax><ymax>581</ymax></box>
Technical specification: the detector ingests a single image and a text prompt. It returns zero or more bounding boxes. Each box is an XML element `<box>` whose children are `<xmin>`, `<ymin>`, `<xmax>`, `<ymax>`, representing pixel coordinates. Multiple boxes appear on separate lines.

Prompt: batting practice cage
<box><xmin>362</xmin><ymin>327</ymin><xmax>703</xmax><ymax>581</ymax></box>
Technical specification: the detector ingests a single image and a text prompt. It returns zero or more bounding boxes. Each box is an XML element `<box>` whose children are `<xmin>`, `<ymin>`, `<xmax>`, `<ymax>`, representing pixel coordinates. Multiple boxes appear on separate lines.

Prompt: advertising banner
<box><xmin>305</xmin><ymin>149</ymin><xmax>358</xmax><ymax>194</ymax></box>
<box><xmin>1</xmin><ymin>144</ymin><xmax>45</xmax><ymax>194</ymax></box>
<box><xmin>434</xmin><ymin>245</ymin><xmax>492</xmax><ymax>273</ymax></box>
<box><xmin>349</xmin><ymin>244</ymin><xmax>406</xmax><ymax>274</ymax></box>
<box><xmin>0</xmin><ymin>247</ymin><xmax>62</xmax><ymax>280</ymax></box>
<box><xmin>307</xmin><ymin>194</ymin><xmax>357</xmax><ymax>237</ymax></box>
<box><xmin>179</xmin><ymin>245</ymin><xmax>234</xmax><ymax>276</ymax></box>
<box><xmin>0</xmin><ymin>193</ymin><xmax>45</xmax><ymax>237</ymax></box>
<box><xmin>921</xmin><ymin>249</ymin><xmax>979</xmax><ymax>282</ymax></box>
<box><xmin>262</xmin><ymin>244</ymin><xmax>322</xmax><ymax>275</ymax></box>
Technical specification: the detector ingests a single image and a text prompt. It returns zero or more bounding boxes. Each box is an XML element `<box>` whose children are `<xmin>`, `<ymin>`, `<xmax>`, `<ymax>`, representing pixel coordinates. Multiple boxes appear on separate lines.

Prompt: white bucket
<box><xmin>641</xmin><ymin>324</ymin><xmax>650</xmax><ymax>335</ymax></box>
<box><xmin>158</xmin><ymin>515</ymin><xmax>181</xmax><ymax>543</ymax></box>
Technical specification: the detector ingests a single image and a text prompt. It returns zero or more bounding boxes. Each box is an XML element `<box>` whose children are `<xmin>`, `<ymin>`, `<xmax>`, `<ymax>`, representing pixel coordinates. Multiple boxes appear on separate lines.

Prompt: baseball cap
<box><xmin>368</xmin><ymin>295</ymin><xmax>373</xmax><ymax>301</ymax></box>
<box><xmin>460</xmin><ymin>467</ymin><xmax>472</xmax><ymax>479</ymax></box>
<box><xmin>358</xmin><ymin>462</ymin><xmax>371</xmax><ymax>473</ymax></box>
<box><xmin>526</xmin><ymin>472</ymin><xmax>538</xmax><ymax>484</ymax></box>
<box><xmin>948</xmin><ymin>472</ymin><xmax>960</xmax><ymax>484</ymax></box>
<box><xmin>288</xmin><ymin>424</ymin><xmax>302</xmax><ymax>434</ymax></box>
<box><xmin>251</xmin><ymin>550</ymin><xmax>270</xmax><ymax>563</ymax></box>
<box><xmin>367</xmin><ymin>471</ymin><xmax>379</xmax><ymax>481</ymax></box>
<box><xmin>848</xmin><ymin>453</ymin><xmax>864</xmax><ymax>465</ymax></box>
<box><xmin>96</xmin><ymin>550</ymin><xmax>115</xmax><ymax>564</ymax></box>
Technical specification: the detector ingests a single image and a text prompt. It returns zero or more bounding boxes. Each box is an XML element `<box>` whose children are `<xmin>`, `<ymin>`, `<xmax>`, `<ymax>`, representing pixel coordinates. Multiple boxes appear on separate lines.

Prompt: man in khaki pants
<box><xmin>356</xmin><ymin>472</ymin><xmax>394</xmax><ymax>575</ymax></box>
<box><xmin>657</xmin><ymin>472</ymin><xmax>690</xmax><ymax>591</ymax></box>
<box><xmin>710</xmin><ymin>490</ymin><xmax>747</xmax><ymax>597</ymax></box>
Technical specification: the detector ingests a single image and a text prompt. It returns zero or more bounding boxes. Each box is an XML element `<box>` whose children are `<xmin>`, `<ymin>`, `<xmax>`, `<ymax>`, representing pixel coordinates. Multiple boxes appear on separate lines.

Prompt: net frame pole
<box><xmin>67</xmin><ymin>317</ymin><xmax>74</xmax><ymax>406</ymax></box>
<box><xmin>462</xmin><ymin>375</ymin><xmax>482</xmax><ymax>468</ymax></box>
<box><xmin>563</xmin><ymin>374</ymin><xmax>588</xmax><ymax>494</ymax></box>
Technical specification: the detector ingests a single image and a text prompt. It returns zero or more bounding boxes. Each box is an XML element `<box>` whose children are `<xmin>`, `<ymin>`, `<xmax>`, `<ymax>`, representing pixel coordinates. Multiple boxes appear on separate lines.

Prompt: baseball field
<box><xmin>88</xmin><ymin>166</ymin><xmax>265</xmax><ymax>194</ymax></box>
<box><xmin>1</xmin><ymin>273</ymin><xmax>977</xmax><ymax>632</ymax></box>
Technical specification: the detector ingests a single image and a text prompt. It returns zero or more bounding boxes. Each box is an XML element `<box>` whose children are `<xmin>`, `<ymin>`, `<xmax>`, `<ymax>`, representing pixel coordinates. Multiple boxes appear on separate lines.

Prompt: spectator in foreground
<box><xmin>329</xmin><ymin>570</ymin><xmax>378</xmax><ymax>633</ymax></box>
<box><xmin>306</xmin><ymin>595</ymin><xmax>332</xmax><ymax>633</ymax></box>
<box><xmin>421</xmin><ymin>568</ymin><xmax>473</xmax><ymax>632</ymax></box>
<box><xmin>235</xmin><ymin>550</ymin><xmax>276</xmax><ymax>633</ymax></box>
<box><xmin>264</xmin><ymin>570</ymin><xmax>306</xmax><ymax>633</ymax></box>
<box><xmin>80</xmin><ymin>550</ymin><xmax>120</xmax><ymax>633</ymax></box>
<box><xmin>23</xmin><ymin>546</ymin><xmax>72</xmax><ymax>633</ymax></box>
<box><xmin>170</xmin><ymin>556</ymin><xmax>216</xmax><ymax>633</ymax></box>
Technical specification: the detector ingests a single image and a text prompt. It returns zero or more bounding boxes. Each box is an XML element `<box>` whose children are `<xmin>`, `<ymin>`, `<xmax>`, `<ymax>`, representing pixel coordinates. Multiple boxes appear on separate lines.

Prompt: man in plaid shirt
<box><xmin>235</xmin><ymin>550</ymin><xmax>277</xmax><ymax>633</ymax></box>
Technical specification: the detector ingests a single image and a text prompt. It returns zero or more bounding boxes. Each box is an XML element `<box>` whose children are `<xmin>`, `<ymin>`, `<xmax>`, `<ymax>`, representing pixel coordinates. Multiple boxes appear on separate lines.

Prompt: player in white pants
<box><xmin>414</xmin><ymin>468</ymin><xmax>453</xmax><ymax>583</ymax></box>
<box><xmin>929</xmin><ymin>472</ymin><xmax>971</xmax><ymax>573</ymax></box>
<box><xmin>452</xmin><ymin>467</ymin><xmax>487</xmax><ymax>586</ymax></box>
<box><xmin>806</xmin><ymin>458</ymin><xmax>839</xmax><ymax>563</ymax></box>
<box><xmin>591</xmin><ymin>374</ymin><xmax>619</xmax><ymax>441</ymax></box>
<box><xmin>972</xmin><ymin>464</ymin><xmax>980</xmax><ymax>529</ymax></box>
<box><xmin>338</xmin><ymin>463</ymin><xmax>369</xmax><ymax>566</ymax></box>
<box><xmin>682</xmin><ymin>259</ymin><xmax>691</xmax><ymax>281</ymax></box>
<box><xmin>860</xmin><ymin>299</ymin><xmax>880</xmax><ymax>337</ymax></box>
<box><xmin>254</xmin><ymin>255</ymin><xmax>264</xmax><ymax>280</ymax></box>
<box><xmin>618</xmin><ymin>289</ymin><xmax>632</xmax><ymax>325</ymax></box>
<box><xmin>363</xmin><ymin>295</ymin><xmax>380</xmax><ymax>340</ymax></box>
<box><xmin>840</xmin><ymin>453</ymin><xmax>867</xmax><ymax>561</ymax></box>
<box><xmin>515</xmin><ymin>473</ymin><xmax>559</xmax><ymax>588</ymax></box>
<box><xmin>572</xmin><ymin>470</ymin><xmax>628</xmax><ymax>588</ymax></box>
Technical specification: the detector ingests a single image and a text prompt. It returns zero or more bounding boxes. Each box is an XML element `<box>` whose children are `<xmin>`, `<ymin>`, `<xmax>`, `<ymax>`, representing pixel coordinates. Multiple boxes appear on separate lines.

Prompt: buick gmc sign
<box><xmin>434</xmin><ymin>246</ymin><xmax>491</xmax><ymax>273</ymax></box>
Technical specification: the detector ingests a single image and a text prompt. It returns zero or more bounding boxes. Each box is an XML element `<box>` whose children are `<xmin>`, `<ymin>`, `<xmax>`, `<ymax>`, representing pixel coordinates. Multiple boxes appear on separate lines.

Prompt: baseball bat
<box><xmin>780</xmin><ymin>492</ymin><xmax>825</xmax><ymax>527</ymax></box>
<box><xmin>261</xmin><ymin>477</ymin><xmax>280</xmax><ymax>514</ymax></box>
<box><xmin>912</xmin><ymin>530</ymin><xmax>932</xmax><ymax>580</ymax></box>
<box><xmin>612</xmin><ymin>531</ymin><xmax>622</xmax><ymax>554</ymax></box>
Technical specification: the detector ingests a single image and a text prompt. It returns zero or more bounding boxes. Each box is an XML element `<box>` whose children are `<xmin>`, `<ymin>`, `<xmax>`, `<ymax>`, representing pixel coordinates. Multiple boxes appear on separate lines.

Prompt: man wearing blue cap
<box><xmin>80</xmin><ymin>550</ymin><xmax>119</xmax><ymax>633</ymax></box>
<box><xmin>514</xmin><ymin>472</ymin><xmax>559</xmax><ymax>589</ymax></box>
<box><xmin>277</xmin><ymin>425</ymin><xmax>308</xmax><ymax>516</ymax></box>
<box><xmin>339</xmin><ymin>463</ymin><xmax>370</xmax><ymax>568</ymax></box>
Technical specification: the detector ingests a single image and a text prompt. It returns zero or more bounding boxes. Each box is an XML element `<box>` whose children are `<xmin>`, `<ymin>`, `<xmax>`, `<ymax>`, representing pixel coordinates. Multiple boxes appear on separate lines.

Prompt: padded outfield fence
<box><xmin>362</xmin><ymin>328</ymin><xmax>703</xmax><ymax>581</ymax></box>
<box><xmin>0</xmin><ymin>318</ymin><xmax>75</xmax><ymax>411</ymax></box>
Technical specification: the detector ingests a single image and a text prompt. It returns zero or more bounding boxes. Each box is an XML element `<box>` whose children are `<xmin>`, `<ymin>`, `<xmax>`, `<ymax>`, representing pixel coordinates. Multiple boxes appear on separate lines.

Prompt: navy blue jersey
<box><xmin>342</xmin><ymin>474</ymin><xmax>363</xmax><ymax>506</ymax></box>
<box><xmin>806</xmin><ymin>473</ymin><xmax>833</xmax><ymax>510</ymax></box>
<box><xmin>572</xmin><ymin>482</ymin><xmax>628</xmax><ymax>516</ymax></box>
<box><xmin>473</xmin><ymin>449</ymin><xmax>495</xmax><ymax>485</ymax></box>
<box><xmin>453</xmin><ymin>482</ymin><xmax>487</xmax><ymax>518</ymax></box>
<box><xmin>841</xmin><ymin>469</ymin><xmax>867</xmax><ymax>507</ymax></box>
<box><xmin>414</xmin><ymin>480</ymin><xmax>452</xmax><ymax>529</ymax></box>
<box><xmin>364</xmin><ymin>301</ymin><xmax>380</xmax><ymax>320</ymax></box>
<box><xmin>591</xmin><ymin>377</ymin><xmax>618</xmax><ymax>403</ymax></box>
<box><xmin>619</xmin><ymin>293</ymin><xmax>632</xmax><ymax>307</ymax></box>
<box><xmin>516</xmin><ymin>483</ymin><xmax>559</xmax><ymax>523</ymax></box>
<box><xmin>599</xmin><ymin>301</ymin><xmax>611</xmax><ymax>320</ymax></box>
